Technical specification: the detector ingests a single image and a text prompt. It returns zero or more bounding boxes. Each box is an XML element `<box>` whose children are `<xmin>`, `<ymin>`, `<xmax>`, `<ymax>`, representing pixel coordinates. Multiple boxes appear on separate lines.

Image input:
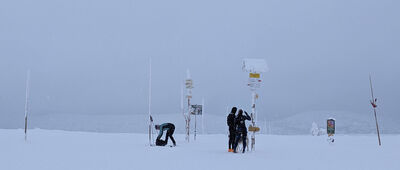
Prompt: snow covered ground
<box><xmin>1</xmin><ymin>129</ymin><xmax>399</xmax><ymax>170</ymax></box>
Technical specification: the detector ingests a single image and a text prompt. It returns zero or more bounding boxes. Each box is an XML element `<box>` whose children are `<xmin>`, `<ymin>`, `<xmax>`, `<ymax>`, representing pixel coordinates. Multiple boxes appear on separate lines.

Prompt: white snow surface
<box><xmin>1</xmin><ymin>129</ymin><xmax>399</xmax><ymax>170</ymax></box>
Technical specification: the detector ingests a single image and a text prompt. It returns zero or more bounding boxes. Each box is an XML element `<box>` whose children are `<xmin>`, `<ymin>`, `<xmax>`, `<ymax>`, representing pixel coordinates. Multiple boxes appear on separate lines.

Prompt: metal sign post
<box><xmin>191</xmin><ymin>104</ymin><xmax>203</xmax><ymax>140</ymax></box>
<box><xmin>242</xmin><ymin>58</ymin><xmax>268</xmax><ymax>151</ymax></box>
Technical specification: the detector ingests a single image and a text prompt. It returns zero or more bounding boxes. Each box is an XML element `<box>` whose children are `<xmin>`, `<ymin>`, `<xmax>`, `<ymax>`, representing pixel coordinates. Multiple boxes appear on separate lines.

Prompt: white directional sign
<box><xmin>185</xmin><ymin>79</ymin><xmax>193</xmax><ymax>89</ymax></box>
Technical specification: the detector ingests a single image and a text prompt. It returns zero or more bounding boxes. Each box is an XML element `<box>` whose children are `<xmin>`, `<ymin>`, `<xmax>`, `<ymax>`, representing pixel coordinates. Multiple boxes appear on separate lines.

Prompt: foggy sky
<box><xmin>1</xmin><ymin>0</ymin><xmax>399</xmax><ymax>128</ymax></box>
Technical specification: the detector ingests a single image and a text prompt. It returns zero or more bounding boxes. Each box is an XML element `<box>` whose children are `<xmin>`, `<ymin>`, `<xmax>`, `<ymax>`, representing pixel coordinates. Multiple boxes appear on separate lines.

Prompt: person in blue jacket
<box><xmin>155</xmin><ymin>123</ymin><xmax>176</xmax><ymax>146</ymax></box>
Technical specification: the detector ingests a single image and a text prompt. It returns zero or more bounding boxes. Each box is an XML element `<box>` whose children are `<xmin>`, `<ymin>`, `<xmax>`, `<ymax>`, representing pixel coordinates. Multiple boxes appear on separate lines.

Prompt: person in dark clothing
<box><xmin>155</xmin><ymin>123</ymin><xmax>176</xmax><ymax>146</ymax></box>
<box><xmin>233</xmin><ymin>109</ymin><xmax>251</xmax><ymax>153</ymax></box>
<box><xmin>227</xmin><ymin>107</ymin><xmax>237</xmax><ymax>152</ymax></box>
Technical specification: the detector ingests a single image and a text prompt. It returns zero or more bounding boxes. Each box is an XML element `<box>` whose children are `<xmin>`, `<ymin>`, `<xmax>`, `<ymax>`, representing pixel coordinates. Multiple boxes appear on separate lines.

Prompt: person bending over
<box><xmin>155</xmin><ymin>123</ymin><xmax>176</xmax><ymax>146</ymax></box>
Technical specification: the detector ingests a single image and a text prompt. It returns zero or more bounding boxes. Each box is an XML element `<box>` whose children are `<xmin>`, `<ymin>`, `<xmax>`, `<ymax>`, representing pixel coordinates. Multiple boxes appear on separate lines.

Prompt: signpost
<box><xmin>242</xmin><ymin>58</ymin><xmax>268</xmax><ymax>151</ymax></box>
<box><xmin>191</xmin><ymin>104</ymin><xmax>203</xmax><ymax>140</ymax></box>
<box><xmin>184</xmin><ymin>70</ymin><xmax>193</xmax><ymax>142</ymax></box>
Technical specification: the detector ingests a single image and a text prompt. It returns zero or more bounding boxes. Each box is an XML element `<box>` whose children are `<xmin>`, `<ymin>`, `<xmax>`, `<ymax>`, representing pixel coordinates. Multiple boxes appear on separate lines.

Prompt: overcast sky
<box><xmin>1</xmin><ymin>0</ymin><xmax>399</xmax><ymax>125</ymax></box>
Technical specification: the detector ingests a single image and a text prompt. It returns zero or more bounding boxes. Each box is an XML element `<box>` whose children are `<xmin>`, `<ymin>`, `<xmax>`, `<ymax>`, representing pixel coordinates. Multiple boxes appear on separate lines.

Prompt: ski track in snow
<box><xmin>1</xmin><ymin>129</ymin><xmax>399</xmax><ymax>170</ymax></box>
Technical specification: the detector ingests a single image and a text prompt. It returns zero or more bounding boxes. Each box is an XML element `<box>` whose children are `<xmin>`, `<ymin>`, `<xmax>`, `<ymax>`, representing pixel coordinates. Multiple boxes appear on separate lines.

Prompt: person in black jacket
<box><xmin>233</xmin><ymin>109</ymin><xmax>251</xmax><ymax>153</ymax></box>
<box><xmin>227</xmin><ymin>107</ymin><xmax>237</xmax><ymax>152</ymax></box>
<box><xmin>155</xmin><ymin>123</ymin><xmax>176</xmax><ymax>146</ymax></box>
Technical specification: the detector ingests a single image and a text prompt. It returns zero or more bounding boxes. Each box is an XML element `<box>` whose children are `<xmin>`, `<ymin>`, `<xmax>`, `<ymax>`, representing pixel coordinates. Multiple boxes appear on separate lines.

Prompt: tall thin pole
<box><xmin>194</xmin><ymin>105</ymin><xmax>197</xmax><ymax>140</ymax></box>
<box><xmin>201</xmin><ymin>98</ymin><xmax>205</xmax><ymax>134</ymax></box>
<box><xmin>181</xmin><ymin>82</ymin><xmax>184</xmax><ymax>119</ymax></box>
<box><xmin>181</xmin><ymin>81</ymin><xmax>190</xmax><ymax>142</ymax></box>
<box><xmin>185</xmin><ymin>70</ymin><xmax>192</xmax><ymax>142</ymax></box>
<box><xmin>148</xmin><ymin>58</ymin><xmax>153</xmax><ymax>146</ymax></box>
<box><xmin>24</xmin><ymin>70</ymin><xmax>31</xmax><ymax>141</ymax></box>
<box><xmin>187</xmin><ymin>95</ymin><xmax>191</xmax><ymax>142</ymax></box>
<box><xmin>369</xmin><ymin>75</ymin><xmax>381</xmax><ymax>146</ymax></box>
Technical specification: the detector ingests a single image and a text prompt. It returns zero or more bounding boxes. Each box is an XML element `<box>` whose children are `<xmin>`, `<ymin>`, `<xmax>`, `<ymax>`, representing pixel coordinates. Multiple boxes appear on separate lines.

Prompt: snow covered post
<box><xmin>184</xmin><ymin>70</ymin><xmax>193</xmax><ymax>142</ymax></box>
<box><xmin>24</xmin><ymin>70</ymin><xmax>31</xmax><ymax>141</ymax></box>
<box><xmin>242</xmin><ymin>58</ymin><xmax>268</xmax><ymax>151</ymax></box>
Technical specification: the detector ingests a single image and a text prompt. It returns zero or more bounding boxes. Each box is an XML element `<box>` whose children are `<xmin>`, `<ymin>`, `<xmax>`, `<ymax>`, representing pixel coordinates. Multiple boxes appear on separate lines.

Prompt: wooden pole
<box><xmin>373</xmin><ymin>108</ymin><xmax>381</xmax><ymax>146</ymax></box>
<box><xmin>369</xmin><ymin>75</ymin><xmax>381</xmax><ymax>146</ymax></box>
<box><xmin>24</xmin><ymin>70</ymin><xmax>31</xmax><ymax>141</ymax></box>
<box><xmin>194</xmin><ymin>109</ymin><xmax>197</xmax><ymax>141</ymax></box>
<box><xmin>148</xmin><ymin>58</ymin><xmax>152</xmax><ymax>146</ymax></box>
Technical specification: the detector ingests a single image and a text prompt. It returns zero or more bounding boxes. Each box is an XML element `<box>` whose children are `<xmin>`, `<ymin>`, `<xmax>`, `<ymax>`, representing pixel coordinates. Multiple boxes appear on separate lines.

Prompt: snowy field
<box><xmin>1</xmin><ymin>129</ymin><xmax>399</xmax><ymax>170</ymax></box>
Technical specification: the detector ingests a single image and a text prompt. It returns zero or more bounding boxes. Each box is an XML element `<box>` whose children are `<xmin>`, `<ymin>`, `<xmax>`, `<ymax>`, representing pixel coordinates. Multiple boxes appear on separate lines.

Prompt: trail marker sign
<box><xmin>191</xmin><ymin>105</ymin><xmax>203</xmax><ymax>115</ymax></box>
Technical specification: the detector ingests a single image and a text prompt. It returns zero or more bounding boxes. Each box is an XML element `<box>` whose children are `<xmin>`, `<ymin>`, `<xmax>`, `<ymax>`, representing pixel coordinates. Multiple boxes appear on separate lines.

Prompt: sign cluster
<box><xmin>186</xmin><ymin>79</ymin><xmax>193</xmax><ymax>99</ymax></box>
<box><xmin>248</xmin><ymin>73</ymin><xmax>262</xmax><ymax>89</ymax></box>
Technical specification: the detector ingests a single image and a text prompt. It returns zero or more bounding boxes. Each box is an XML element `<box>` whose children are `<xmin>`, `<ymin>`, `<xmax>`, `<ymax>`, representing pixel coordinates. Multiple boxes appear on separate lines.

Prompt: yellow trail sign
<box><xmin>248</xmin><ymin>125</ymin><xmax>260</xmax><ymax>132</ymax></box>
<box><xmin>249</xmin><ymin>73</ymin><xmax>260</xmax><ymax>78</ymax></box>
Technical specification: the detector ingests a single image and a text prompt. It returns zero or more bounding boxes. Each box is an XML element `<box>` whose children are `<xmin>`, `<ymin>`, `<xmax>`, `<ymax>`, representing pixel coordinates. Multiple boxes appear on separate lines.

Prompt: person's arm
<box><xmin>157</xmin><ymin>125</ymin><xmax>164</xmax><ymax>140</ymax></box>
<box><xmin>227</xmin><ymin>115</ymin><xmax>230</xmax><ymax>127</ymax></box>
<box><xmin>244</xmin><ymin>111</ymin><xmax>251</xmax><ymax>120</ymax></box>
